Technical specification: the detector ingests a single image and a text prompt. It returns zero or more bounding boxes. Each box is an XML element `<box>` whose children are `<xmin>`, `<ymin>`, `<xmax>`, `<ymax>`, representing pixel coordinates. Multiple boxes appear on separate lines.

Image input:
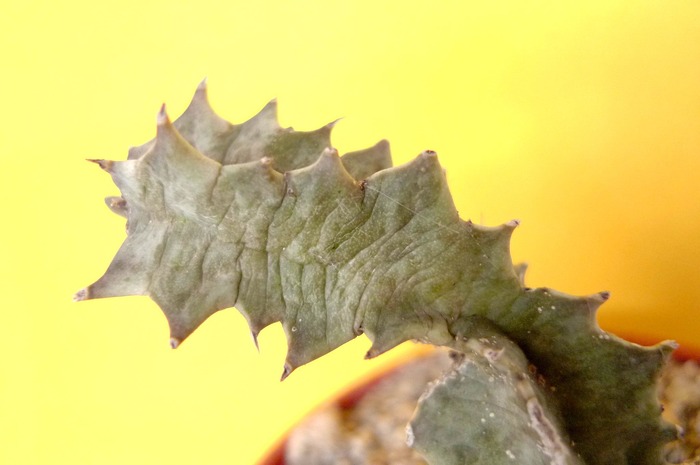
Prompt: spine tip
<box><xmin>661</xmin><ymin>340</ymin><xmax>679</xmax><ymax>352</ymax></box>
<box><xmin>322</xmin><ymin>147</ymin><xmax>339</xmax><ymax>157</ymax></box>
<box><xmin>73</xmin><ymin>288</ymin><xmax>89</xmax><ymax>302</ymax></box>
<box><xmin>157</xmin><ymin>104</ymin><xmax>169</xmax><ymax>126</ymax></box>
<box><xmin>86</xmin><ymin>159</ymin><xmax>114</xmax><ymax>172</ymax></box>
<box><xmin>250</xmin><ymin>331</ymin><xmax>260</xmax><ymax>352</ymax></box>
<box><xmin>325</xmin><ymin>118</ymin><xmax>341</xmax><ymax>129</ymax></box>
<box><xmin>280</xmin><ymin>363</ymin><xmax>294</xmax><ymax>381</ymax></box>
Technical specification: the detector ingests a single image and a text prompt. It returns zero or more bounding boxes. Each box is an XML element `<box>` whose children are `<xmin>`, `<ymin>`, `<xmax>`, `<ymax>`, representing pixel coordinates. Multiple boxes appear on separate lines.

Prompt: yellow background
<box><xmin>1</xmin><ymin>1</ymin><xmax>699</xmax><ymax>464</ymax></box>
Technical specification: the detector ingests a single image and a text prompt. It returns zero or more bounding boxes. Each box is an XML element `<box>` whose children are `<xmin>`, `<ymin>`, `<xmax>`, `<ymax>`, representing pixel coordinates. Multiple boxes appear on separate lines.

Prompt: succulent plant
<box><xmin>76</xmin><ymin>81</ymin><xmax>679</xmax><ymax>464</ymax></box>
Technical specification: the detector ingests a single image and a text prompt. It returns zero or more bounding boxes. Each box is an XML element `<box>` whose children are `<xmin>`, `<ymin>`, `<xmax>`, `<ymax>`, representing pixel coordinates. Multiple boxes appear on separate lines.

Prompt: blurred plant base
<box><xmin>258</xmin><ymin>340</ymin><xmax>700</xmax><ymax>465</ymax></box>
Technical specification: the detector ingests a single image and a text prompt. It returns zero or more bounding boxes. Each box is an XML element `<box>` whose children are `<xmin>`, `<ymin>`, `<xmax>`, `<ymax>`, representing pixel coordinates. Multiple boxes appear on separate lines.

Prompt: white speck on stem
<box><xmin>405</xmin><ymin>424</ymin><xmax>415</xmax><ymax>447</ymax></box>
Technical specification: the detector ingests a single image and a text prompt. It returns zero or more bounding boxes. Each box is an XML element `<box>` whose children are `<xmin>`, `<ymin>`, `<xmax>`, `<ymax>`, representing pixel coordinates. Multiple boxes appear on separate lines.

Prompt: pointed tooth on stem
<box><xmin>250</xmin><ymin>330</ymin><xmax>260</xmax><ymax>352</ymax></box>
<box><xmin>280</xmin><ymin>362</ymin><xmax>294</xmax><ymax>381</ymax></box>
<box><xmin>87</xmin><ymin>159</ymin><xmax>114</xmax><ymax>172</ymax></box>
<box><xmin>157</xmin><ymin>103</ymin><xmax>170</xmax><ymax>126</ymax></box>
<box><xmin>365</xmin><ymin>345</ymin><xmax>388</xmax><ymax>360</ymax></box>
<box><xmin>584</xmin><ymin>291</ymin><xmax>611</xmax><ymax>315</ymax></box>
<box><xmin>321</xmin><ymin>147</ymin><xmax>339</xmax><ymax>158</ymax></box>
<box><xmin>505</xmin><ymin>219</ymin><xmax>521</xmax><ymax>229</ymax></box>
<box><xmin>325</xmin><ymin>118</ymin><xmax>342</xmax><ymax>129</ymax></box>
<box><xmin>514</xmin><ymin>262</ymin><xmax>529</xmax><ymax>286</ymax></box>
<box><xmin>73</xmin><ymin>288</ymin><xmax>89</xmax><ymax>302</ymax></box>
<box><xmin>169</xmin><ymin>337</ymin><xmax>181</xmax><ymax>349</ymax></box>
<box><xmin>659</xmin><ymin>340</ymin><xmax>679</xmax><ymax>356</ymax></box>
<box><xmin>104</xmin><ymin>196</ymin><xmax>127</xmax><ymax>217</ymax></box>
<box><xmin>254</xmin><ymin>99</ymin><xmax>279</xmax><ymax>125</ymax></box>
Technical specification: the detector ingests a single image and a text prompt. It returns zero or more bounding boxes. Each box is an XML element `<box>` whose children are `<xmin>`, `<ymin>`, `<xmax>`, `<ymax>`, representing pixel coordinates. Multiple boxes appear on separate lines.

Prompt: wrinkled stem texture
<box><xmin>77</xmin><ymin>82</ymin><xmax>677</xmax><ymax>464</ymax></box>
